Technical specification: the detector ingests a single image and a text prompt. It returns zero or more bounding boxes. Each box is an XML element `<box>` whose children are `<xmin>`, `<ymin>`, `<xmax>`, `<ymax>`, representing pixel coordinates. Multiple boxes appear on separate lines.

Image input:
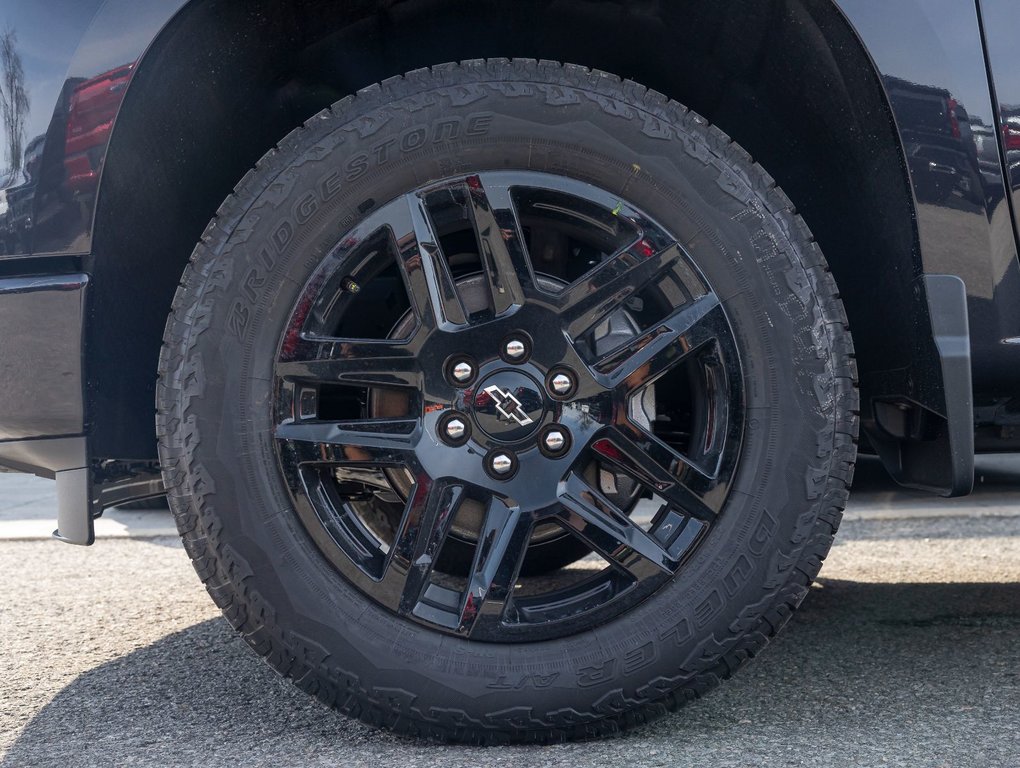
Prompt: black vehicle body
<box><xmin>0</xmin><ymin>0</ymin><xmax>1018</xmax><ymax>545</ymax></box>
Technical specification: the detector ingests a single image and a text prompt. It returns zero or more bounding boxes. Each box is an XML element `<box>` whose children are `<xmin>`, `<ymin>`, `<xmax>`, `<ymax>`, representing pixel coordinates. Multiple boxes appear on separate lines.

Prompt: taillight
<box><xmin>947</xmin><ymin>97</ymin><xmax>961</xmax><ymax>139</ymax></box>
<box><xmin>1003</xmin><ymin>122</ymin><xmax>1020</xmax><ymax>152</ymax></box>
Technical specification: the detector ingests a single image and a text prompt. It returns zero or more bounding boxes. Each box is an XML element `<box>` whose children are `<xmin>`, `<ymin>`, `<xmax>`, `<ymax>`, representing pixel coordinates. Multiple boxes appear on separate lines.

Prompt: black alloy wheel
<box><xmin>158</xmin><ymin>60</ymin><xmax>858</xmax><ymax>743</ymax></box>
<box><xmin>274</xmin><ymin>171</ymin><xmax>742</xmax><ymax>641</ymax></box>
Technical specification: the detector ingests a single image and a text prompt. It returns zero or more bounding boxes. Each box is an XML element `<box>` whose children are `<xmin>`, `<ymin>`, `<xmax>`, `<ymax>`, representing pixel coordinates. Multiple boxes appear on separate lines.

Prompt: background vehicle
<box><xmin>1</xmin><ymin>0</ymin><xmax>1018</xmax><ymax>744</ymax></box>
<box><xmin>885</xmin><ymin>77</ymin><xmax>984</xmax><ymax>205</ymax></box>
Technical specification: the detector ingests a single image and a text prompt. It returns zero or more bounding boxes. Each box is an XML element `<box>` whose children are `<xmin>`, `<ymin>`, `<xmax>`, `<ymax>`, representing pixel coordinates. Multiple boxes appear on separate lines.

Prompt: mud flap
<box><xmin>865</xmin><ymin>275</ymin><xmax>974</xmax><ymax>497</ymax></box>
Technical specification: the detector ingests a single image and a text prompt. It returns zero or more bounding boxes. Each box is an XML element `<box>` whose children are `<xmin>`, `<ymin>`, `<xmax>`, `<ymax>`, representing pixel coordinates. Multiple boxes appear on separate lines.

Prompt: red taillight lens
<box><xmin>63</xmin><ymin>63</ymin><xmax>134</xmax><ymax>192</ymax></box>
<box><xmin>1003</xmin><ymin>122</ymin><xmax>1020</xmax><ymax>152</ymax></box>
<box><xmin>947</xmin><ymin>97</ymin><xmax>961</xmax><ymax>139</ymax></box>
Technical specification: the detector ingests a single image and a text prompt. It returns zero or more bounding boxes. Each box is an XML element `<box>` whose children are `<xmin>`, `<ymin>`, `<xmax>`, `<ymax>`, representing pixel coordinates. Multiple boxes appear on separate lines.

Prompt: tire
<box><xmin>157</xmin><ymin>59</ymin><xmax>858</xmax><ymax>743</ymax></box>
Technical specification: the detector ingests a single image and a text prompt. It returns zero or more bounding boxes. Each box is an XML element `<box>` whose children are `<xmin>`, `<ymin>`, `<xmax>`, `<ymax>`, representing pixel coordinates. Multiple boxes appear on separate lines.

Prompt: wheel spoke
<box><xmin>458</xmin><ymin>496</ymin><xmax>532</xmax><ymax>635</ymax></box>
<box><xmin>593</xmin><ymin>292</ymin><xmax>724</xmax><ymax>390</ymax></box>
<box><xmin>378</xmin><ymin>480</ymin><xmax>465</xmax><ymax>615</ymax></box>
<box><xmin>276</xmin><ymin>418</ymin><xmax>418</xmax><ymax>464</ymax></box>
<box><xmin>557</xmin><ymin>472</ymin><xmax>677</xmax><ymax>574</ymax></box>
<box><xmin>464</xmin><ymin>175</ymin><xmax>532</xmax><ymax>316</ymax></box>
<box><xmin>389</xmin><ymin>194</ymin><xmax>469</xmax><ymax>330</ymax></box>
<box><xmin>277</xmin><ymin>338</ymin><xmax>421</xmax><ymax>388</ymax></box>
<box><xmin>592</xmin><ymin>426</ymin><xmax>721</xmax><ymax>524</ymax></box>
<box><xmin>558</xmin><ymin>243</ymin><xmax>682</xmax><ymax>339</ymax></box>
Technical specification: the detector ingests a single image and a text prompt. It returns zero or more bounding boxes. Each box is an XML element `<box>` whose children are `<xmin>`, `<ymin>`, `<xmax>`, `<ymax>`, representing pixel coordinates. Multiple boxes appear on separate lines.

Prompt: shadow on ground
<box><xmin>4</xmin><ymin>579</ymin><xmax>1018</xmax><ymax>768</ymax></box>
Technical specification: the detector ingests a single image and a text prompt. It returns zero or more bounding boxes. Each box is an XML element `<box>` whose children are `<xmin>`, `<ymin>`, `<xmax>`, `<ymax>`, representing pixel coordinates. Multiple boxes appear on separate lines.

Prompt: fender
<box><xmin>0</xmin><ymin>2</ymin><xmax>1014</xmax><ymax>332</ymax></box>
<box><xmin>981</xmin><ymin>0</ymin><xmax>1020</xmax><ymax>253</ymax></box>
<box><xmin>838</xmin><ymin>0</ymin><xmax>1020</xmax><ymax>391</ymax></box>
<box><xmin>0</xmin><ymin>0</ymin><xmax>186</xmax><ymax>259</ymax></box>
<box><xmin>0</xmin><ymin>0</ymin><xmax>1011</xmax><ymax>541</ymax></box>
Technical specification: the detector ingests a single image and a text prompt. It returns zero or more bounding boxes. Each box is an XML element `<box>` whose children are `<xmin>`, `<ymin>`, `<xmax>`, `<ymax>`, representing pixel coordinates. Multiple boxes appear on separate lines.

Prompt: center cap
<box><xmin>472</xmin><ymin>370</ymin><xmax>546</xmax><ymax>441</ymax></box>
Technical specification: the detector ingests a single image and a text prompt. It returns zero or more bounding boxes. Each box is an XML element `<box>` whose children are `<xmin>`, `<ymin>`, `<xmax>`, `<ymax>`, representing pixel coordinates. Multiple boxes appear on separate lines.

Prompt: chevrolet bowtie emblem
<box><xmin>483</xmin><ymin>384</ymin><xmax>534</xmax><ymax>426</ymax></box>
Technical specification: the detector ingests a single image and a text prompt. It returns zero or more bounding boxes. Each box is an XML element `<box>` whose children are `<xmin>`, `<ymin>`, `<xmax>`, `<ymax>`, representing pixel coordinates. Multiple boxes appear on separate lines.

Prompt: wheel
<box><xmin>157</xmin><ymin>59</ymin><xmax>857</xmax><ymax>742</ymax></box>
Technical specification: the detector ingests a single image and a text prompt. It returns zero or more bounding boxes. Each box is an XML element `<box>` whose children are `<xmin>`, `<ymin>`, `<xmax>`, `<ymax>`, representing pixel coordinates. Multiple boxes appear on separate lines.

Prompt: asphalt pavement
<box><xmin>1</xmin><ymin>457</ymin><xmax>1018</xmax><ymax>767</ymax></box>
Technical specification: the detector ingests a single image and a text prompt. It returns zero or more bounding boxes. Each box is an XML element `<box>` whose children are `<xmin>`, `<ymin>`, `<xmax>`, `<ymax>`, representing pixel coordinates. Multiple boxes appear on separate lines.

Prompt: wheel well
<box><xmin>90</xmin><ymin>0</ymin><xmax>919</xmax><ymax>460</ymax></box>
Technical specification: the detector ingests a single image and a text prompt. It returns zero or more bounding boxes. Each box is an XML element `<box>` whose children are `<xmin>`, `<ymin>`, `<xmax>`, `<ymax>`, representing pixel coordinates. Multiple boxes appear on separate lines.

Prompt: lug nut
<box><xmin>504</xmin><ymin>339</ymin><xmax>526</xmax><ymax>360</ymax></box>
<box><xmin>446</xmin><ymin>356</ymin><xmax>476</xmax><ymax>386</ymax></box>
<box><xmin>438</xmin><ymin>411</ymin><xmax>470</xmax><ymax>446</ymax></box>
<box><xmin>543</xmin><ymin>430</ymin><xmax>566</xmax><ymax>452</ymax></box>
<box><xmin>445</xmin><ymin>418</ymin><xmax>466</xmax><ymax>440</ymax></box>
<box><xmin>490</xmin><ymin>453</ymin><xmax>514</xmax><ymax>475</ymax></box>
<box><xmin>539</xmin><ymin>424</ymin><xmax>572</xmax><ymax>457</ymax></box>
<box><xmin>550</xmin><ymin>372</ymin><xmax>574</xmax><ymax>396</ymax></box>
<box><xmin>499</xmin><ymin>334</ymin><xmax>532</xmax><ymax>364</ymax></box>
<box><xmin>490</xmin><ymin>453</ymin><xmax>514</xmax><ymax>474</ymax></box>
